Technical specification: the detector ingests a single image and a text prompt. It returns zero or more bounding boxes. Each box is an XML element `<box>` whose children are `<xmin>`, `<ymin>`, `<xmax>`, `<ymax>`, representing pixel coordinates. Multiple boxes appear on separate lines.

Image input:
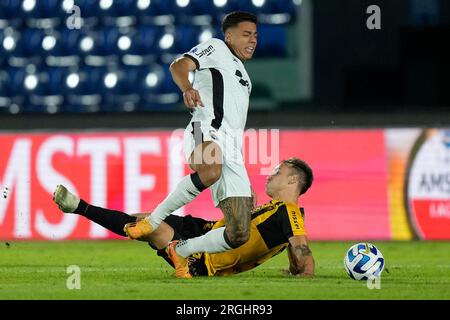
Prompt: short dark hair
<box><xmin>221</xmin><ymin>11</ymin><xmax>257</xmax><ymax>34</ymax></box>
<box><xmin>282</xmin><ymin>158</ymin><xmax>314</xmax><ymax>195</ymax></box>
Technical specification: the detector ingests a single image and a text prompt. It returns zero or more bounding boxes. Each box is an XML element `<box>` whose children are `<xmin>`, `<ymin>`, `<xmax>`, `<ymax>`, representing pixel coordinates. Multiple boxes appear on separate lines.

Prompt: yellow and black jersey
<box><xmin>158</xmin><ymin>199</ymin><xmax>306</xmax><ymax>277</ymax></box>
<box><xmin>204</xmin><ymin>200</ymin><xmax>306</xmax><ymax>276</ymax></box>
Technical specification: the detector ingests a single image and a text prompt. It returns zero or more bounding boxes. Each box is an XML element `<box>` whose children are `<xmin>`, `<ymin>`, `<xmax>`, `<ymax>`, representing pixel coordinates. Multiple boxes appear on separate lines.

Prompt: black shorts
<box><xmin>152</xmin><ymin>215</ymin><xmax>215</xmax><ymax>276</ymax></box>
<box><xmin>164</xmin><ymin>214</ymin><xmax>215</xmax><ymax>239</ymax></box>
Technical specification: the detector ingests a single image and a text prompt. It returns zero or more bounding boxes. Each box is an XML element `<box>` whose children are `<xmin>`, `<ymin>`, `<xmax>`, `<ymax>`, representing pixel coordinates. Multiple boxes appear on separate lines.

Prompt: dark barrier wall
<box><xmin>1</xmin><ymin>108</ymin><xmax>450</xmax><ymax>131</ymax></box>
<box><xmin>313</xmin><ymin>0</ymin><xmax>450</xmax><ymax>110</ymax></box>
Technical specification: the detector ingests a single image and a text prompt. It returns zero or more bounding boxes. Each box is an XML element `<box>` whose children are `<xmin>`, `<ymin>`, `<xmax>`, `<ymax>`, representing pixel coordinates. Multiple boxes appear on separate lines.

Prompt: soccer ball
<box><xmin>344</xmin><ymin>243</ymin><xmax>385</xmax><ymax>280</ymax></box>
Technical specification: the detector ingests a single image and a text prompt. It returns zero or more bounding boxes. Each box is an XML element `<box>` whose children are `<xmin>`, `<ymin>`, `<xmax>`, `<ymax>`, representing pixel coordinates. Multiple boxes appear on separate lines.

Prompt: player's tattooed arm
<box><xmin>293</xmin><ymin>244</ymin><xmax>312</xmax><ymax>256</ymax></box>
<box><xmin>287</xmin><ymin>235</ymin><xmax>315</xmax><ymax>277</ymax></box>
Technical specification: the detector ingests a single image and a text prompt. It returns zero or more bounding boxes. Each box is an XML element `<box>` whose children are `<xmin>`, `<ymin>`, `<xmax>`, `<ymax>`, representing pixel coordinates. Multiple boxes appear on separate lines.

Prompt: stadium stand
<box><xmin>0</xmin><ymin>0</ymin><xmax>300</xmax><ymax>114</ymax></box>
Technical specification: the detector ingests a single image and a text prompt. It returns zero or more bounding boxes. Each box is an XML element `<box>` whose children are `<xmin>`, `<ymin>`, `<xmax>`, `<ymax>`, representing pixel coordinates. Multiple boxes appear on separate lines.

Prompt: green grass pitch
<box><xmin>0</xmin><ymin>240</ymin><xmax>449</xmax><ymax>300</ymax></box>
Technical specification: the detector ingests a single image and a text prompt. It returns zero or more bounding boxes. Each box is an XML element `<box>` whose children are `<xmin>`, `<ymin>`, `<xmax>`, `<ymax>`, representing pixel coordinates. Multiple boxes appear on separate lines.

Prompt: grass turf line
<box><xmin>0</xmin><ymin>240</ymin><xmax>449</xmax><ymax>300</ymax></box>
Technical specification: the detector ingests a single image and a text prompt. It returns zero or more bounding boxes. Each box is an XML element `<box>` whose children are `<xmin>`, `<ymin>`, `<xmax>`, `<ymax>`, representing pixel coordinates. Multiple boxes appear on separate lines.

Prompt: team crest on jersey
<box><xmin>252</xmin><ymin>202</ymin><xmax>277</xmax><ymax>214</ymax></box>
<box><xmin>208</xmin><ymin>129</ymin><xmax>218</xmax><ymax>140</ymax></box>
<box><xmin>235</xmin><ymin>70</ymin><xmax>250</xmax><ymax>94</ymax></box>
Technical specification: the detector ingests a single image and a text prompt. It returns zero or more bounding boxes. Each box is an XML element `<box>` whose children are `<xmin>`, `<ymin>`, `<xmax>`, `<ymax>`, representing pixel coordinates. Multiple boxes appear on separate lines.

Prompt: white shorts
<box><xmin>184</xmin><ymin>120</ymin><xmax>251</xmax><ymax>207</ymax></box>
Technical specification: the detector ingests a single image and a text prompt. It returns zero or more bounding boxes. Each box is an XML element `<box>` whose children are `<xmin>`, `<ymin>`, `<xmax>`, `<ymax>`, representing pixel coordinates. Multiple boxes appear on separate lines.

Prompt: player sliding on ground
<box><xmin>53</xmin><ymin>158</ymin><xmax>315</xmax><ymax>278</ymax></box>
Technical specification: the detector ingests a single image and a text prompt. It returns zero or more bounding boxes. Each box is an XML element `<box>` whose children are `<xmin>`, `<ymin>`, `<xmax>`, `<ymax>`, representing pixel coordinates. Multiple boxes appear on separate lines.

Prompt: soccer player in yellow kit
<box><xmin>53</xmin><ymin>158</ymin><xmax>315</xmax><ymax>277</ymax></box>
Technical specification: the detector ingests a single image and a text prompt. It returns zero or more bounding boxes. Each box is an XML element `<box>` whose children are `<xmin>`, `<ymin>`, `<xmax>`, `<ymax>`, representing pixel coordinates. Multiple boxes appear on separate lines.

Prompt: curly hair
<box><xmin>221</xmin><ymin>11</ymin><xmax>257</xmax><ymax>34</ymax></box>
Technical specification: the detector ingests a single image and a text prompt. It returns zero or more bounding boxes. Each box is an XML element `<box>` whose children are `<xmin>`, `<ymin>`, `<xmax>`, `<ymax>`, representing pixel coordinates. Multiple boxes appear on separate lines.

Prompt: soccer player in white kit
<box><xmin>124</xmin><ymin>11</ymin><xmax>258</xmax><ymax>278</ymax></box>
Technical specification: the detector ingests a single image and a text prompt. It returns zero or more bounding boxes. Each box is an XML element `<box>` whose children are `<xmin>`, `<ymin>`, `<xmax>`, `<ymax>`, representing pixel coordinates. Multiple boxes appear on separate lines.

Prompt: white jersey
<box><xmin>183</xmin><ymin>38</ymin><xmax>252</xmax><ymax>206</ymax></box>
<box><xmin>184</xmin><ymin>38</ymin><xmax>252</xmax><ymax>139</ymax></box>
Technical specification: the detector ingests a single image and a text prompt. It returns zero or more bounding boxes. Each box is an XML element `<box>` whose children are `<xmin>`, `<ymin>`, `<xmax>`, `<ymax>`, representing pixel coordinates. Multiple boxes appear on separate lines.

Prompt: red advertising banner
<box><xmin>0</xmin><ymin>129</ymin><xmax>391</xmax><ymax>240</ymax></box>
<box><xmin>187</xmin><ymin>129</ymin><xmax>390</xmax><ymax>240</ymax></box>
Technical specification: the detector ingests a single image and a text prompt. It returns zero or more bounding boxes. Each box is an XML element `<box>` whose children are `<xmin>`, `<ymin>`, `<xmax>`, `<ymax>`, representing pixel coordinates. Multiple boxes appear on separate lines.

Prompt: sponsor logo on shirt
<box><xmin>194</xmin><ymin>45</ymin><xmax>215</xmax><ymax>58</ymax></box>
<box><xmin>291</xmin><ymin>210</ymin><xmax>301</xmax><ymax>230</ymax></box>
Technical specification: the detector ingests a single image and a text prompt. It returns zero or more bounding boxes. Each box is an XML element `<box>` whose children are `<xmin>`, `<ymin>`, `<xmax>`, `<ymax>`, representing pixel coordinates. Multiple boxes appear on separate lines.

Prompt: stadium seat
<box><xmin>82</xmin><ymin>29</ymin><xmax>119</xmax><ymax>65</ymax></box>
<box><xmin>116</xmin><ymin>25</ymin><xmax>160</xmax><ymax>65</ymax></box>
<box><xmin>74</xmin><ymin>0</ymin><xmax>102</xmax><ymax>19</ymax></box>
<box><xmin>135</xmin><ymin>0</ymin><xmax>176</xmax><ymax>25</ymax></box>
<box><xmin>98</xmin><ymin>0</ymin><xmax>139</xmax><ymax>27</ymax></box>
<box><xmin>5</xmin><ymin>66</ymin><xmax>35</xmax><ymax>96</ymax></box>
<box><xmin>6</xmin><ymin>28</ymin><xmax>44</xmax><ymax>61</ymax></box>
<box><xmin>143</xmin><ymin>0</ymin><xmax>174</xmax><ymax>17</ymax></box>
<box><xmin>0</xmin><ymin>28</ymin><xmax>19</xmax><ymax>60</ymax></box>
<box><xmin>253</xmin><ymin>24</ymin><xmax>287</xmax><ymax>57</ymax></box>
<box><xmin>104</xmin><ymin>0</ymin><xmax>141</xmax><ymax>17</ymax></box>
<box><xmin>100</xmin><ymin>76</ymin><xmax>141</xmax><ymax>112</ymax></box>
<box><xmin>0</xmin><ymin>2</ymin><xmax>11</xmax><ymax>25</ymax></box>
<box><xmin>209</xmin><ymin>0</ymin><xmax>241</xmax><ymax>24</ymax></box>
<box><xmin>43</xmin><ymin>28</ymin><xmax>81</xmax><ymax>66</ymax></box>
<box><xmin>179</xmin><ymin>0</ymin><xmax>216</xmax><ymax>17</ymax></box>
<box><xmin>132</xmin><ymin>25</ymin><xmax>161</xmax><ymax>55</ymax></box>
<box><xmin>16</xmin><ymin>65</ymin><xmax>63</xmax><ymax>113</ymax></box>
<box><xmin>58</xmin><ymin>28</ymin><xmax>82</xmax><ymax>56</ymax></box>
<box><xmin>37</xmin><ymin>66</ymin><xmax>71</xmax><ymax>96</ymax></box>
<box><xmin>268</xmin><ymin>0</ymin><xmax>299</xmax><ymax>16</ymax></box>
<box><xmin>153</xmin><ymin>27</ymin><xmax>176</xmax><ymax>57</ymax></box>
<box><xmin>154</xmin><ymin>24</ymin><xmax>216</xmax><ymax>58</ymax></box>
<box><xmin>34</xmin><ymin>29</ymin><xmax>61</xmax><ymax>58</ymax></box>
<box><xmin>130</xmin><ymin>63</ymin><xmax>165</xmax><ymax>93</ymax></box>
<box><xmin>101</xmin><ymin>63</ymin><xmax>167</xmax><ymax>112</ymax></box>
<box><xmin>63</xmin><ymin>65</ymin><xmax>104</xmax><ymax>112</ymax></box>
<box><xmin>173</xmin><ymin>25</ymin><xmax>202</xmax><ymax>54</ymax></box>
<box><xmin>138</xmin><ymin>63</ymin><xmax>180</xmax><ymax>111</ymax></box>
<box><xmin>169</xmin><ymin>0</ymin><xmax>203</xmax><ymax>25</ymax></box>
<box><xmin>20</xmin><ymin>0</ymin><xmax>63</xmax><ymax>21</ymax></box>
<box><xmin>160</xmin><ymin>64</ymin><xmax>179</xmax><ymax>93</ymax></box>
<box><xmin>1</xmin><ymin>65</ymin><xmax>42</xmax><ymax>112</ymax></box>
<box><xmin>0</xmin><ymin>69</ymin><xmax>13</xmax><ymax>112</ymax></box>
<box><xmin>73</xmin><ymin>30</ymin><xmax>98</xmax><ymax>57</ymax></box>
<box><xmin>100</xmin><ymin>27</ymin><xmax>123</xmax><ymax>56</ymax></box>
<box><xmin>196</xmin><ymin>26</ymin><xmax>222</xmax><ymax>44</ymax></box>
<box><xmin>2</xmin><ymin>0</ymin><xmax>22</xmax><ymax>20</ymax></box>
<box><xmin>258</xmin><ymin>0</ymin><xmax>300</xmax><ymax>24</ymax></box>
<box><xmin>234</xmin><ymin>0</ymin><xmax>270</xmax><ymax>15</ymax></box>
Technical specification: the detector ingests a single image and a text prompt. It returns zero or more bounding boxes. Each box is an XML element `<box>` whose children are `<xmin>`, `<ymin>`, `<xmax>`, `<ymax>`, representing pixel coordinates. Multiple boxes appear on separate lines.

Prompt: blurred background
<box><xmin>0</xmin><ymin>0</ymin><xmax>449</xmax><ymax>241</ymax></box>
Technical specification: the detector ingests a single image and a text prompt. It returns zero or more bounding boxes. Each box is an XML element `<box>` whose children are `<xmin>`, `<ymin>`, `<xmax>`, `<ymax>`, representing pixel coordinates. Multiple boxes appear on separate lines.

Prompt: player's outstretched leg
<box><xmin>124</xmin><ymin>141</ymin><xmax>222</xmax><ymax>241</ymax></box>
<box><xmin>53</xmin><ymin>185</ymin><xmax>80</xmax><ymax>213</ymax></box>
<box><xmin>166</xmin><ymin>240</ymin><xmax>192</xmax><ymax>279</ymax></box>
<box><xmin>53</xmin><ymin>185</ymin><xmax>140</xmax><ymax>238</ymax></box>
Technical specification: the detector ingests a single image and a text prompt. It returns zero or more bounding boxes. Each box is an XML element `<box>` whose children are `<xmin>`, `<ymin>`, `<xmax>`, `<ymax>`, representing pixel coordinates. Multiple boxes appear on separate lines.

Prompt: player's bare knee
<box><xmin>198</xmin><ymin>163</ymin><xmax>222</xmax><ymax>186</ymax></box>
<box><xmin>207</xmin><ymin>164</ymin><xmax>222</xmax><ymax>182</ymax></box>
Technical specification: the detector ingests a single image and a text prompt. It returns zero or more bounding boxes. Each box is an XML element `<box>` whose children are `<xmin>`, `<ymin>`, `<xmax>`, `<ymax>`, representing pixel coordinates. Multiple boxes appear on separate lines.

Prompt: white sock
<box><xmin>147</xmin><ymin>173</ymin><xmax>206</xmax><ymax>230</ymax></box>
<box><xmin>175</xmin><ymin>227</ymin><xmax>232</xmax><ymax>257</ymax></box>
